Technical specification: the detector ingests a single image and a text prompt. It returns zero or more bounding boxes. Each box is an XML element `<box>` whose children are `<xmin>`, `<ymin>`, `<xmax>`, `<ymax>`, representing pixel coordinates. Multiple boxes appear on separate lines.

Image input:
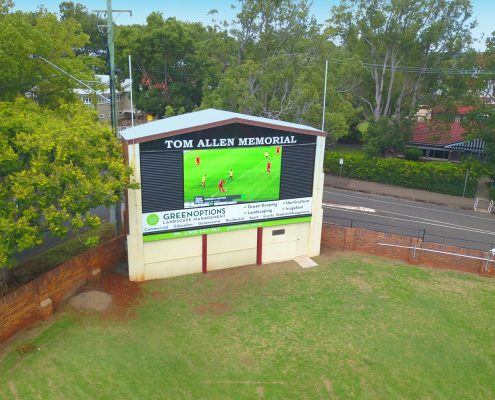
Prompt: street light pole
<box><xmin>28</xmin><ymin>54</ymin><xmax>110</xmax><ymax>104</ymax></box>
<box><xmin>322</xmin><ymin>60</ymin><xmax>328</xmax><ymax>132</ymax></box>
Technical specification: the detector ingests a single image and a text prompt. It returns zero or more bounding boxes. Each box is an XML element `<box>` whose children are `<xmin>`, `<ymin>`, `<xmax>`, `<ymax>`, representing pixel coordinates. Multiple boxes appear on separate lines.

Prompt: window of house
<box><xmin>81</xmin><ymin>96</ymin><xmax>91</xmax><ymax>105</ymax></box>
<box><xmin>99</xmin><ymin>114</ymin><xmax>105</xmax><ymax>119</ymax></box>
<box><xmin>116</xmin><ymin>93</ymin><xmax>121</xmax><ymax>102</ymax></box>
<box><xmin>98</xmin><ymin>96</ymin><xmax>110</xmax><ymax>104</ymax></box>
<box><xmin>431</xmin><ymin>150</ymin><xmax>449</xmax><ymax>159</ymax></box>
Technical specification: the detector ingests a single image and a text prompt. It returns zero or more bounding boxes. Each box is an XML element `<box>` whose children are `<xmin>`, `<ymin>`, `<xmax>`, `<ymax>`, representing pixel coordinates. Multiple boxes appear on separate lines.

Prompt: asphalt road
<box><xmin>323</xmin><ymin>188</ymin><xmax>495</xmax><ymax>252</ymax></box>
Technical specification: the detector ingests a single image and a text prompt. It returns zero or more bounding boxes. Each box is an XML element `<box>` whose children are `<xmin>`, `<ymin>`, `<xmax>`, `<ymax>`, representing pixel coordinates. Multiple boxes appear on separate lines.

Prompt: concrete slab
<box><xmin>294</xmin><ymin>256</ymin><xmax>318</xmax><ymax>269</ymax></box>
<box><xmin>69</xmin><ymin>291</ymin><xmax>113</xmax><ymax>312</ymax></box>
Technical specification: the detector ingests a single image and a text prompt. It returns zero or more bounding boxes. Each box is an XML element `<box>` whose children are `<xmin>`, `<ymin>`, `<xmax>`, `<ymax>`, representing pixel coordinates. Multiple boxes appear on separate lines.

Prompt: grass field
<box><xmin>183</xmin><ymin>146</ymin><xmax>282</xmax><ymax>205</ymax></box>
<box><xmin>1</xmin><ymin>252</ymin><xmax>495</xmax><ymax>399</ymax></box>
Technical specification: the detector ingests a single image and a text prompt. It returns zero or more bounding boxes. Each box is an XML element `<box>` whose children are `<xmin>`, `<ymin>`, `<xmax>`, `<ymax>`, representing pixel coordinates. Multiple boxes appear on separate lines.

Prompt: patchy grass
<box><xmin>1</xmin><ymin>252</ymin><xmax>495</xmax><ymax>399</ymax></box>
<box><xmin>10</xmin><ymin>223</ymin><xmax>116</xmax><ymax>287</ymax></box>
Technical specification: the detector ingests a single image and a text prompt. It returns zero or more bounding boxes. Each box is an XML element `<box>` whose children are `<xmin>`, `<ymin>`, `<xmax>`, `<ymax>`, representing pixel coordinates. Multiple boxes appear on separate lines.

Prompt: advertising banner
<box><xmin>143</xmin><ymin>197</ymin><xmax>312</xmax><ymax>234</ymax></box>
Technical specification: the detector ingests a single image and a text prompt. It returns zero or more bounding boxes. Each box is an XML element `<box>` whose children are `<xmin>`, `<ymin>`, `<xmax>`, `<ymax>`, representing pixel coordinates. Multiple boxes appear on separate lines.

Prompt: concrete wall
<box><xmin>126</xmin><ymin>133</ymin><xmax>326</xmax><ymax>282</ymax></box>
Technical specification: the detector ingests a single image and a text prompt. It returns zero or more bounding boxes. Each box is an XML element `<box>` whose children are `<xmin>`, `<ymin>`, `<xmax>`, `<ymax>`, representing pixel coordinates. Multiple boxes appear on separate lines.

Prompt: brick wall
<box><xmin>322</xmin><ymin>224</ymin><xmax>495</xmax><ymax>277</ymax></box>
<box><xmin>0</xmin><ymin>236</ymin><xmax>126</xmax><ymax>343</ymax></box>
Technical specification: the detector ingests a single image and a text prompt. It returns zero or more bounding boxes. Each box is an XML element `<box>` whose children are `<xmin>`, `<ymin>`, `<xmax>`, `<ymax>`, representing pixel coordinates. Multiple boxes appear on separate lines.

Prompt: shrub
<box><xmin>324</xmin><ymin>153</ymin><xmax>477</xmax><ymax>197</ymax></box>
<box><xmin>404</xmin><ymin>147</ymin><xmax>423</xmax><ymax>161</ymax></box>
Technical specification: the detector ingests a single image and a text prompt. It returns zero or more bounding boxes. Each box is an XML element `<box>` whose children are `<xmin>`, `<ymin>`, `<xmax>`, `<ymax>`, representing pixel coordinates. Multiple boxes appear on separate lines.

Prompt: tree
<box><xmin>115</xmin><ymin>13</ymin><xmax>218</xmax><ymax>117</ymax></box>
<box><xmin>0</xmin><ymin>8</ymin><xmax>91</xmax><ymax>106</ymax></box>
<box><xmin>362</xmin><ymin>117</ymin><xmax>413</xmax><ymax>156</ymax></box>
<box><xmin>328</xmin><ymin>0</ymin><xmax>475</xmax><ymax>119</ymax></box>
<box><xmin>58</xmin><ymin>2</ymin><xmax>107</xmax><ymax>57</ymax></box>
<box><xmin>202</xmin><ymin>0</ymin><xmax>360</xmax><ymax>138</ymax></box>
<box><xmin>0</xmin><ymin>98</ymin><xmax>131</xmax><ymax>275</ymax></box>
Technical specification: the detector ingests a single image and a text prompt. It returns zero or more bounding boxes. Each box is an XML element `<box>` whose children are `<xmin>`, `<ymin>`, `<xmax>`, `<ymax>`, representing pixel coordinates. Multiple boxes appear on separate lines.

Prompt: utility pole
<box><xmin>107</xmin><ymin>0</ymin><xmax>118</xmax><ymax>139</ymax></box>
<box><xmin>94</xmin><ymin>2</ymin><xmax>132</xmax><ymax>235</ymax></box>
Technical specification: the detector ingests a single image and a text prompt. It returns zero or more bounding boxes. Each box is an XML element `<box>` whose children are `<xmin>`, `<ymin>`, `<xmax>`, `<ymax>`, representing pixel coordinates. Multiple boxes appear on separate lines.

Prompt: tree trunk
<box><xmin>383</xmin><ymin>50</ymin><xmax>398</xmax><ymax>117</ymax></box>
<box><xmin>0</xmin><ymin>268</ymin><xmax>13</xmax><ymax>295</ymax></box>
<box><xmin>395</xmin><ymin>79</ymin><xmax>408</xmax><ymax>116</ymax></box>
<box><xmin>373</xmin><ymin>48</ymin><xmax>390</xmax><ymax>119</ymax></box>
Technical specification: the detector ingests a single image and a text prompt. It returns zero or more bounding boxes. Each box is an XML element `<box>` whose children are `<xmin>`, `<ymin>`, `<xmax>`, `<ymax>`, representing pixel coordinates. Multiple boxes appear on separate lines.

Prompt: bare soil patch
<box><xmin>98</xmin><ymin>273</ymin><xmax>142</xmax><ymax>320</ymax></box>
<box><xmin>74</xmin><ymin>272</ymin><xmax>142</xmax><ymax>321</ymax></box>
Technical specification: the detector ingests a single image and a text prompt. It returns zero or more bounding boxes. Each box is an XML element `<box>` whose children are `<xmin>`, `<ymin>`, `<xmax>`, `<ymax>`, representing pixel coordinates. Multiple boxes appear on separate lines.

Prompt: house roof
<box><xmin>445</xmin><ymin>138</ymin><xmax>485</xmax><ymax>152</ymax></box>
<box><xmin>411</xmin><ymin>121</ymin><xmax>485</xmax><ymax>153</ymax></box>
<box><xmin>411</xmin><ymin>121</ymin><xmax>466</xmax><ymax>145</ymax></box>
<box><xmin>431</xmin><ymin>105</ymin><xmax>475</xmax><ymax>115</ymax></box>
<box><xmin>120</xmin><ymin>109</ymin><xmax>326</xmax><ymax>143</ymax></box>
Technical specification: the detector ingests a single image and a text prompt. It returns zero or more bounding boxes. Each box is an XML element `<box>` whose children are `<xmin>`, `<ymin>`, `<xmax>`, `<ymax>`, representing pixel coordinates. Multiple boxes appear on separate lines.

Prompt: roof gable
<box><xmin>120</xmin><ymin>109</ymin><xmax>325</xmax><ymax>143</ymax></box>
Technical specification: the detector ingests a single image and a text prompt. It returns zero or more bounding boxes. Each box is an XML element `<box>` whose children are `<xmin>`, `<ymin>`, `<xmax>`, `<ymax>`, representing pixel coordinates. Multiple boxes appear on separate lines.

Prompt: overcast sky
<box><xmin>13</xmin><ymin>0</ymin><xmax>494</xmax><ymax>50</ymax></box>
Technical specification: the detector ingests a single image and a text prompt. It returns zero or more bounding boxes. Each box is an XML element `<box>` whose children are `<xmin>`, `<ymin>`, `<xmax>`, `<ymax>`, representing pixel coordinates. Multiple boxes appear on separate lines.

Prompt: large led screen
<box><xmin>139</xmin><ymin>125</ymin><xmax>317</xmax><ymax>238</ymax></box>
<box><xmin>183</xmin><ymin>146</ymin><xmax>282</xmax><ymax>208</ymax></box>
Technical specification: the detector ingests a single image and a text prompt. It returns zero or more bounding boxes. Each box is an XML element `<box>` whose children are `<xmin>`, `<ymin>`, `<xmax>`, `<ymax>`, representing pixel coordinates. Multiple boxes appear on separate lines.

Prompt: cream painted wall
<box><xmin>207</xmin><ymin>229</ymin><xmax>257</xmax><ymax>271</ymax></box>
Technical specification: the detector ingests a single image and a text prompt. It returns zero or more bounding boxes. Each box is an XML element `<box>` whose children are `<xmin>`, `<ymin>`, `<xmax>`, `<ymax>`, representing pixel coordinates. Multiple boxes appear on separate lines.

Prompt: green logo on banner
<box><xmin>146</xmin><ymin>214</ymin><xmax>159</xmax><ymax>226</ymax></box>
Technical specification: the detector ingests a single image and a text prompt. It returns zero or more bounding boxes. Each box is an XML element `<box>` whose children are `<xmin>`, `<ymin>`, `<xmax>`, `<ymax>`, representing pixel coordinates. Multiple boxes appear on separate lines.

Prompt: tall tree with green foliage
<box><xmin>328</xmin><ymin>0</ymin><xmax>475</xmax><ymax>119</ymax></box>
<box><xmin>0</xmin><ymin>6</ymin><xmax>91</xmax><ymax>106</ymax></box>
<box><xmin>115</xmin><ymin>13</ymin><xmax>226</xmax><ymax>117</ymax></box>
<box><xmin>58</xmin><ymin>1</ymin><xmax>107</xmax><ymax>57</ymax></box>
<box><xmin>0</xmin><ymin>99</ymin><xmax>131</xmax><ymax>279</ymax></box>
<box><xmin>202</xmin><ymin>0</ymin><xmax>360</xmax><ymax>139</ymax></box>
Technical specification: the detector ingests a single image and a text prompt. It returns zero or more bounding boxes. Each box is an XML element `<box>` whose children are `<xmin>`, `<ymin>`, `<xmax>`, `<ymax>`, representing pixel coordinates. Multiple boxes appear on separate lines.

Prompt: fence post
<box><xmin>484</xmin><ymin>253</ymin><xmax>491</xmax><ymax>272</ymax></box>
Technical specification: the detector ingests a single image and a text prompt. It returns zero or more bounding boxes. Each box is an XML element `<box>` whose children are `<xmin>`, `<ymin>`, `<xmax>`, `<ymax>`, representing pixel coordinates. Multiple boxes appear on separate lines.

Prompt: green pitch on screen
<box><xmin>183</xmin><ymin>146</ymin><xmax>282</xmax><ymax>204</ymax></box>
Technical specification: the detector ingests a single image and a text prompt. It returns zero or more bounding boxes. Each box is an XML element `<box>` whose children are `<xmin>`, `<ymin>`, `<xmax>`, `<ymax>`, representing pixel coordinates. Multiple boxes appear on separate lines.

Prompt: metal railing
<box><xmin>324</xmin><ymin>216</ymin><xmax>494</xmax><ymax>252</ymax></box>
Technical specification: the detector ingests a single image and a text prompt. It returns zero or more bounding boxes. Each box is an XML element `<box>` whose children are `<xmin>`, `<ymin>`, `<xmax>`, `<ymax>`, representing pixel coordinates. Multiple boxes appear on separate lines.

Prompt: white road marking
<box><xmin>323</xmin><ymin>203</ymin><xmax>375</xmax><ymax>213</ymax></box>
<box><xmin>378</xmin><ymin>209</ymin><xmax>494</xmax><ymax>232</ymax></box>
<box><xmin>324</xmin><ymin>189</ymin><xmax>495</xmax><ymax>222</ymax></box>
<box><xmin>324</xmin><ymin>208</ymin><xmax>495</xmax><ymax>236</ymax></box>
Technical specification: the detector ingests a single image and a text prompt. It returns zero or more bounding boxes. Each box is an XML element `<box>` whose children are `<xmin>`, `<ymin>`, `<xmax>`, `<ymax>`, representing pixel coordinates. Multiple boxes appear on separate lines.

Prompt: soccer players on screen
<box><xmin>218</xmin><ymin>179</ymin><xmax>226</xmax><ymax>192</ymax></box>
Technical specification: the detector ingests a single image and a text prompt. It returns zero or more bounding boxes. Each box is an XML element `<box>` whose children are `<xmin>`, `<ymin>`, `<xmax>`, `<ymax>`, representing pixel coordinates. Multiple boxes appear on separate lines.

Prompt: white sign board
<box><xmin>143</xmin><ymin>197</ymin><xmax>312</xmax><ymax>234</ymax></box>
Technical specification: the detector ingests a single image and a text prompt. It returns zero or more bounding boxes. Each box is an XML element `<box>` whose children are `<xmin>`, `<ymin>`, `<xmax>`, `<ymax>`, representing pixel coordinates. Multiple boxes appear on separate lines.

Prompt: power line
<box><xmin>327</xmin><ymin>58</ymin><xmax>495</xmax><ymax>76</ymax></box>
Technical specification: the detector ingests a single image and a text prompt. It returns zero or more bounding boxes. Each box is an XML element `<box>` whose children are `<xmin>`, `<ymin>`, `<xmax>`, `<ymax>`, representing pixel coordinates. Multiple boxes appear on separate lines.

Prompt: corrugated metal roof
<box><xmin>120</xmin><ymin>108</ymin><xmax>324</xmax><ymax>142</ymax></box>
<box><xmin>445</xmin><ymin>138</ymin><xmax>486</xmax><ymax>152</ymax></box>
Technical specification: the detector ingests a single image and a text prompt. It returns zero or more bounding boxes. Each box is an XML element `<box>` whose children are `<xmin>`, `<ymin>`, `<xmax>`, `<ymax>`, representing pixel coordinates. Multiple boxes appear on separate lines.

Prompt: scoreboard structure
<box><xmin>122</xmin><ymin>109</ymin><xmax>326</xmax><ymax>281</ymax></box>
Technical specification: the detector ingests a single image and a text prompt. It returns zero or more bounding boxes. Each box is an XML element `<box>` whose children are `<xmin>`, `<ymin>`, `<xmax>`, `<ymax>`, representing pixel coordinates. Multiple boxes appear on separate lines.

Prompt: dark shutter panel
<box><xmin>279</xmin><ymin>144</ymin><xmax>315</xmax><ymax>199</ymax></box>
<box><xmin>140</xmin><ymin>151</ymin><xmax>184</xmax><ymax>213</ymax></box>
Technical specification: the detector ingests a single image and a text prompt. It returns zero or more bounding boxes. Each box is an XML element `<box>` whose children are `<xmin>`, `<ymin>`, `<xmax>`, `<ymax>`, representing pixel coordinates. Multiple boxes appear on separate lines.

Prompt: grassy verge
<box><xmin>1</xmin><ymin>252</ymin><xmax>495</xmax><ymax>399</ymax></box>
<box><xmin>10</xmin><ymin>222</ymin><xmax>116</xmax><ymax>287</ymax></box>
